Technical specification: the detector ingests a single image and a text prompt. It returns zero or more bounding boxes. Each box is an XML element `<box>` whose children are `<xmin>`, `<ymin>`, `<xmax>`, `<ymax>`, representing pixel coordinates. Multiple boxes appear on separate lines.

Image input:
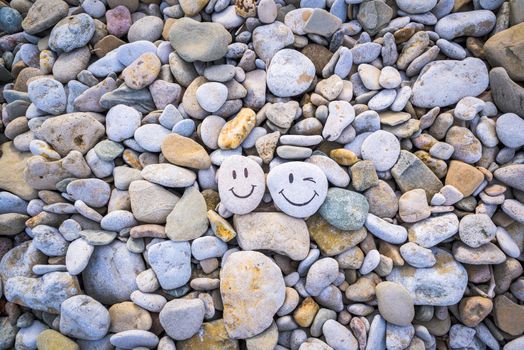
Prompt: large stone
<box><xmin>391</xmin><ymin>150</ymin><xmax>443</xmax><ymax>199</ymax></box>
<box><xmin>169</xmin><ymin>17</ymin><xmax>232</xmax><ymax>62</ymax></box>
<box><xmin>252</xmin><ymin>22</ymin><xmax>294</xmax><ymax>62</ymax></box>
<box><xmin>129</xmin><ymin>180</ymin><xmax>180</xmax><ymax>224</ymax></box>
<box><xmin>435</xmin><ymin>10</ymin><xmax>495</xmax><ymax>40</ymax></box>
<box><xmin>493</xmin><ymin>295</ymin><xmax>524</xmax><ymax>336</ymax></box>
<box><xmin>411</xmin><ymin>58</ymin><xmax>489</xmax><ymax>108</ymax></box>
<box><xmin>159</xmin><ymin>299</ymin><xmax>205</xmax><ymax>340</ymax></box>
<box><xmin>484</xmin><ymin>22</ymin><xmax>524</xmax><ymax>81</ymax></box>
<box><xmin>148</xmin><ymin>240</ymin><xmax>191</xmax><ymax>290</ymax></box>
<box><xmin>387</xmin><ymin>248</ymin><xmax>468</xmax><ymax>306</ymax></box>
<box><xmin>0</xmin><ymin>142</ymin><xmax>37</xmax><ymax>200</ymax></box>
<box><xmin>376</xmin><ymin>281</ymin><xmax>415</xmax><ymax>326</ymax></box>
<box><xmin>60</xmin><ymin>295</ymin><xmax>110</xmax><ymax>341</ymax></box>
<box><xmin>445</xmin><ymin>161</ymin><xmax>484</xmax><ymax>197</ymax></box>
<box><xmin>38</xmin><ymin>112</ymin><xmax>105</xmax><ymax>156</ymax></box>
<box><xmin>220</xmin><ymin>251</ymin><xmax>285</xmax><ymax>339</ymax></box>
<box><xmin>177</xmin><ymin>319</ymin><xmax>239</xmax><ymax>350</ymax></box>
<box><xmin>21</xmin><ymin>0</ymin><xmax>69</xmax><ymax>34</ymax></box>
<box><xmin>494</xmin><ymin>164</ymin><xmax>524</xmax><ymax>192</ymax></box>
<box><xmin>408</xmin><ymin>213</ymin><xmax>459</xmax><ymax>248</ymax></box>
<box><xmin>82</xmin><ymin>241</ymin><xmax>145</xmax><ymax>305</ymax></box>
<box><xmin>233</xmin><ymin>212</ymin><xmax>310</xmax><ymax>260</ymax></box>
<box><xmin>0</xmin><ymin>241</ymin><xmax>46</xmax><ymax>283</ymax></box>
<box><xmin>165</xmin><ymin>186</ymin><xmax>208</xmax><ymax>241</ymax></box>
<box><xmin>266</xmin><ymin>49</ymin><xmax>315</xmax><ymax>98</ymax></box>
<box><xmin>5</xmin><ymin>272</ymin><xmax>80</xmax><ymax>313</ymax></box>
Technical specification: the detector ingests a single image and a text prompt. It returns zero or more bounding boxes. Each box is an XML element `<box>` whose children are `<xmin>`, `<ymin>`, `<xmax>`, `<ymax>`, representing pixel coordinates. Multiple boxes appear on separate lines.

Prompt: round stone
<box><xmin>318</xmin><ymin>188</ymin><xmax>369</xmax><ymax>231</ymax></box>
<box><xmin>128</xmin><ymin>16</ymin><xmax>163</xmax><ymax>42</ymax></box>
<box><xmin>458</xmin><ymin>214</ymin><xmax>497</xmax><ymax>248</ymax></box>
<box><xmin>396</xmin><ymin>0</ymin><xmax>437</xmax><ymax>13</ymax></box>
<box><xmin>496</xmin><ymin>113</ymin><xmax>524</xmax><ymax>148</ymax></box>
<box><xmin>28</xmin><ymin>78</ymin><xmax>66</xmax><ymax>115</ymax></box>
<box><xmin>49</xmin><ymin>14</ymin><xmax>95</xmax><ymax>53</ymax></box>
<box><xmin>376</xmin><ymin>281</ymin><xmax>415</xmax><ymax>326</ymax></box>
<box><xmin>59</xmin><ymin>295</ymin><xmax>110</xmax><ymax>341</ymax></box>
<box><xmin>218</xmin><ymin>155</ymin><xmax>266</xmax><ymax>215</ymax></box>
<box><xmin>361</xmin><ymin>130</ymin><xmax>401</xmax><ymax>171</ymax></box>
<box><xmin>196</xmin><ymin>82</ymin><xmax>228</xmax><ymax>113</ymax></box>
<box><xmin>267</xmin><ymin>49</ymin><xmax>315</xmax><ymax>97</ymax></box>
<box><xmin>267</xmin><ymin>161</ymin><xmax>328</xmax><ymax>218</ymax></box>
<box><xmin>106</xmin><ymin>104</ymin><xmax>142</xmax><ymax>142</ymax></box>
<box><xmin>159</xmin><ymin>299</ymin><xmax>205</xmax><ymax>340</ymax></box>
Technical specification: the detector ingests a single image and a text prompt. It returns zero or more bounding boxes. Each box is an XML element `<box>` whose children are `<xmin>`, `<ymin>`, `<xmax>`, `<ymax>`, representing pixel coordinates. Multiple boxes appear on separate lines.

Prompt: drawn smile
<box><xmin>278</xmin><ymin>189</ymin><xmax>319</xmax><ymax>206</ymax></box>
<box><xmin>229</xmin><ymin>185</ymin><xmax>256</xmax><ymax>199</ymax></box>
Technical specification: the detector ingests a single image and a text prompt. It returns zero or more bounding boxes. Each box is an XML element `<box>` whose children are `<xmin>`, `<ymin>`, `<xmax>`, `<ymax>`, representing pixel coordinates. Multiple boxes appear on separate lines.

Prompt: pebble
<box><xmin>267</xmin><ymin>162</ymin><xmax>328</xmax><ymax>218</ymax></box>
<box><xmin>496</xmin><ymin>113</ymin><xmax>524</xmax><ymax>148</ymax></box>
<box><xmin>122</xmin><ymin>52</ymin><xmax>160</xmax><ymax>90</ymax></box>
<box><xmin>360</xmin><ymin>130</ymin><xmax>400</xmax><ymax>171</ymax></box>
<box><xmin>159</xmin><ymin>299</ymin><xmax>205</xmax><ymax>340</ymax></box>
<box><xmin>435</xmin><ymin>10</ymin><xmax>496</xmax><ymax>40</ymax></box>
<box><xmin>60</xmin><ymin>295</ymin><xmax>110</xmax><ymax>340</ymax></box>
<box><xmin>220</xmin><ymin>251</ymin><xmax>285</xmax><ymax>339</ymax></box>
<box><xmin>365</xmin><ymin>213</ymin><xmax>407</xmax><ymax>244</ymax></box>
<box><xmin>318</xmin><ymin>188</ymin><xmax>368</xmax><ymax>231</ymax></box>
<box><xmin>27</xmin><ymin>78</ymin><xmax>67</xmax><ymax>115</ymax></box>
<box><xmin>411</xmin><ymin>58</ymin><xmax>489</xmax><ymax>108</ymax></box>
<box><xmin>49</xmin><ymin>14</ymin><xmax>95</xmax><ymax>53</ymax></box>
<box><xmin>387</xmin><ymin>248</ymin><xmax>468</xmax><ymax>305</ymax></box>
<box><xmin>305</xmin><ymin>257</ymin><xmax>339</xmax><ymax>296</ymax></box>
<box><xmin>376</xmin><ymin>281</ymin><xmax>415</xmax><ymax>326</ymax></box>
<box><xmin>148</xmin><ymin>240</ymin><xmax>191</xmax><ymax>290</ymax></box>
<box><xmin>253</xmin><ymin>22</ymin><xmax>294</xmax><ymax>62</ymax></box>
<box><xmin>141</xmin><ymin>163</ymin><xmax>196</xmax><ymax>188</ymax></box>
<box><xmin>110</xmin><ymin>330</ymin><xmax>159</xmax><ymax>349</ymax></box>
<box><xmin>459</xmin><ymin>214</ymin><xmax>497</xmax><ymax>248</ymax></box>
<box><xmin>108</xmin><ymin>301</ymin><xmax>152</xmax><ymax>332</ymax></box>
<box><xmin>161</xmin><ymin>133</ymin><xmax>211</xmax><ymax>169</ymax></box>
<box><xmin>453</xmin><ymin>242</ymin><xmax>506</xmax><ymax>265</ymax></box>
<box><xmin>128</xmin><ymin>16</ymin><xmax>163</xmax><ymax>42</ymax></box>
<box><xmin>196</xmin><ymin>82</ymin><xmax>228</xmax><ymax>113</ymax></box>
<box><xmin>408</xmin><ymin>213</ymin><xmax>459</xmax><ymax>248</ymax></box>
<box><xmin>267</xmin><ymin>49</ymin><xmax>315</xmax><ymax>97</ymax></box>
<box><xmin>165</xmin><ymin>186</ymin><xmax>208</xmax><ymax>241</ymax></box>
<box><xmin>400</xmin><ymin>242</ymin><xmax>436</xmax><ymax>268</ymax></box>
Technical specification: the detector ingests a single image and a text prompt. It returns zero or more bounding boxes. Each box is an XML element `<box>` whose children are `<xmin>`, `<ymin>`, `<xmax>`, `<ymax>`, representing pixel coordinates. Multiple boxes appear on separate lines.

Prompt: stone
<box><xmin>397</xmin><ymin>0</ymin><xmax>437</xmax><ymax>13</ymax></box>
<box><xmin>435</xmin><ymin>10</ymin><xmax>496</xmax><ymax>40</ymax></box>
<box><xmin>364</xmin><ymin>180</ymin><xmax>398</xmax><ymax>218</ymax></box>
<box><xmin>159</xmin><ymin>299</ymin><xmax>205</xmax><ymax>340</ymax></box>
<box><xmin>234</xmin><ymin>212</ymin><xmax>310</xmax><ymax>260</ymax></box>
<box><xmin>323</xmin><ymin>319</ymin><xmax>358</xmax><ymax>350</ymax></box>
<box><xmin>0</xmin><ymin>142</ymin><xmax>37</xmax><ymax>200</ymax></box>
<box><xmin>360</xmin><ymin>130</ymin><xmax>400</xmax><ymax>171</ymax></box>
<box><xmin>267</xmin><ymin>161</ymin><xmax>328</xmax><ymax>218</ymax></box>
<box><xmin>162</xmin><ymin>134</ymin><xmax>211</xmax><ymax>169</ymax></box>
<box><xmin>252</xmin><ymin>22</ymin><xmax>294</xmax><ymax>62</ymax></box>
<box><xmin>134</xmin><ymin>124</ymin><xmax>171</xmax><ymax>152</ymax></box>
<box><xmin>306</xmin><ymin>257</ymin><xmax>339</xmax><ymax>297</ymax></box>
<box><xmin>28</xmin><ymin>78</ymin><xmax>66</xmax><ymax>115</ymax></box>
<box><xmin>266</xmin><ymin>49</ymin><xmax>315</xmax><ymax>97</ymax></box>
<box><xmin>323</xmin><ymin>101</ymin><xmax>355</xmax><ymax>141</ymax></box>
<box><xmin>493</xmin><ymin>295</ymin><xmax>524</xmax><ymax>336</ymax></box>
<box><xmin>15</xmin><ymin>320</ymin><xmax>48</xmax><ymax>350</ymax></box>
<box><xmin>49</xmin><ymin>14</ymin><xmax>95</xmax><ymax>53</ymax></box>
<box><xmin>376</xmin><ymin>281</ymin><xmax>415</xmax><ymax>326</ymax></box>
<box><xmin>399</xmin><ymin>189</ymin><xmax>431</xmax><ymax>223</ymax></box>
<box><xmin>391</xmin><ymin>150</ymin><xmax>443</xmax><ymax>199</ymax></box>
<box><xmin>245</xmin><ymin>322</ymin><xmax>278</xmax><ymax>350</ymax></box>
<box><xmin>180</xmin><ymin>0</ymin><xmax>209</xmax><ymax>16</ymax></box>
<box><xmin>365</xmin><ymin>213</ymin><xmax>408</xmax><ymax>244</ymax></box>
<box><xmin>66</xmin><ymin>179</ymin><xmax>110</xmax><ymax>208</ymax></box>
<box><xmin>148</xmin><ymin>240</ymin><xmax>191</xmax><ymax>290</ymax></box>
<box><xmin>459</xmin><ymin>214</ymin><xmax>497</xmax><ymax>248</ymax></box>
<box><xmin>0</xmin><ymin>7</ymin><xmax>22</xmax><ymax>34</ymax></box>
<box><xmin>445</xmin><ymin>126</ymin><xmax>482</xmax><ymax>164</ymax></box>
<box><xmin>196</xmin><ymin>82</ymin><xmax>228</xmax><ymax>113</ymax></box>
<box><xmin>490</xmin><ymin>67</ymin><xmax>524</xmax><ymax>117</ymax></box>
<box><xmin>32</xmin><ymin>225</ymin><xmax>68</xmax><ymax>256</ymax></box>
<box><xmin>38</xmin><ymin>112</ymin><xmax>105</xmax><ymax>156</ymax></box>
<box><xmin>122</xmin><ymin>52</ymin><xmax>161</xmax><ymax>90</ymax></box>
<box><xmin>307</xmin><ymin>214</ymin><xmax>367</xmax><ymax>256</ymax></box>
<box><xmin>82</xmin><ymin>241</ymin><xmax>145</xmax><ymax>305</ymax></box>
<box><xmin>21</xmin><ymin>0</ymin><xmax>69</xmax><ymax>34</ymax></box>
<box><xmin>303</xmin><ymin>9</ymin><xmax>342</xmax><ymax>37</ymax></box>
<box><xmin>387</xmin><ymin>248</ymin><xmax>468</xmax><ymax>306</ymax></box>
<box><xmin>166</xmin><ymin>186</ymin><xmax>208</xmax><ymax>241</ymax></box>
<box><xmin>141</xmin><ymin>164</ymin><xmax>196</xmax><ymax>188</ymax></box>
<box><xmin>484</xmin><ymin>22</ymin><xmax>524</xmax><ymax>81</ymax></box>
<box><xmin>127</xmin><ymin>16</ymin><xmax>163</xmax><ymax>42</ymax></box>
<box><xmin>177</xmin><ymin>319</ymin><xmax>239</xmax><ymax>350</ymax></box>
<box><xmin>445</xmin><ymin>161</ymin><xmax>484</xmax><ymax>197</ymax></box>
<box><xmin>129</xmin><ymin>180</ymin><xmax>179</xmax><ymax>224</ymax></box>
<box><xmin>218</xmin><ymin>108</ymin><xmax>256</xmax><ymax>149</ymax></box>
<box><xmin>408</xmin><ymin>213</ymin><xmax>459</xmax><ymax>248</ymax></box>
<box><xmin>221</xmin><ymin>251</ymin><xmax>285</xmax><ymax>339</ymax></box>
<box><xmin>106</xmin><ymin>104</ymin><xmax>141</xmax><ymax>142</ymax></box>
<box><xmin>5</xmin><ymin>272</ymin><xmax>80</xmax><ymax>313</ymax></box>
<box><xmin>318</xmin><ymin>188</ymin><xmax>368</xmax><ymax>231</ymax></box>
<box><xmin>36</xmin><ymin>330</ymin><xmax>79</xmax><ymax>350</ymax></box>
<box><xmin>110</xmin><ymin>330</ymin><xmax>159</xmax><ymax>349</ymax></box>
<box><xmin>494</xmin><ymin>164</ymin><xmax>524</xmax><ymax>192</ymax></box>
<box><xmin>106</xmin><ymin>5</ymin><xmax>132</xmax><ymax>37</ymax></box>
<box><xmin>169</xmin><ymin>18</ymin><xmax>232</xmax><ymax>62</ymax></box>
<box><xmin>459</xmin><ymin>296</ymin><xmax>493</xmax><ymax>327</ymax></box>
<box><xmin>60</xmin><ymin>295</ymin><xmax>110</xmax><ymax>341</ymax></box>
<box><xmin>452</xmin><ymin>242</ymin><xmax>506</xmax><ymax>265</ymax></box>
<box><xmin>357</xmin><ymin>0</ymin><xmax>393</xmax><ymax>35</ymax></box>
<box><xmin>411</xmin><ymin>58</ymin><xmax>489</xmax><ymax>108</ymax></box>
<box><xmin>496</xmin><ymin>113</ymin><xmax>524</xmax><ymax>148</ymax></box>
<box><xmin>400</xmin><ymin>242</ymin><xmax>436</xmax><ymax>268</ymax></box>
<box><xmin>53</xmin><ymin>47</ymin><xmax>91</xmax><ymax>84</ymax></box>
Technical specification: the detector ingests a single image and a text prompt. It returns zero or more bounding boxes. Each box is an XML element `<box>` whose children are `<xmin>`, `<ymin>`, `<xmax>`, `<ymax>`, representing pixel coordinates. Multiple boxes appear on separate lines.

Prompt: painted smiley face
<box><xmin>267</xmin><ymin>162</ymin><xmax>328</xmax><ymax>218</ymax></box>
<box><xmin>218</xmin><ymin>155</ymin><xmax>265</xmax><ymax>215</ymax></box>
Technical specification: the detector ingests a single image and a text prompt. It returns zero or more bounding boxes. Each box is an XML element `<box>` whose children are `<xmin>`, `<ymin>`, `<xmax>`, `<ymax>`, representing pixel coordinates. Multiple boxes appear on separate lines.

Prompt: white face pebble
<box><xmin>267</xmin><ymin>162</ymin><xmax>328</xmax><ymax>218</ymax></box>
<box><xmin>217</xmin><ymin>155</ymin><xmax>266</xmax><ymax>215</ymax></box>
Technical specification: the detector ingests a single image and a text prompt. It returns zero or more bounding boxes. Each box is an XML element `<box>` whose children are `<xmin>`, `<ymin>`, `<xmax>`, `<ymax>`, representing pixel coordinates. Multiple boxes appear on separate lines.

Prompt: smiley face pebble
<box><xmin>218</xmin><ymin>155</ymin><xmax>266</xmax><ymax>215</ymax></box>
<box><xmin>267</xmin><ymin>162</ymin><xmax>328</xmax><ymax>218</ymax></box>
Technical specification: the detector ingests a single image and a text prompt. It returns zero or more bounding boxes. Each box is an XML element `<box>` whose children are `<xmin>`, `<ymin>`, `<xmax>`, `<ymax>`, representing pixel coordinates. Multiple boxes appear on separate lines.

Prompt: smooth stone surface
<box><xmin>318</xmin><ymin>188</ymin><xmax>368</xmax><ymax>231</ymax></box>
<box><xmin>165</xmin><ymin>186</ymin><xmax>208</xmax><ymax>241</ymax></box>
<box><xmin>82</xmin><ymin>241</ymin><xmax>145</xmax><ymax>305</ymax></box>
<box><xmin>484</xmin><ymin>22</ymin><xmax>524</xmax><ymax>81</ymax></box>
<box><xmin>452</xmin><ymin>242</ymin><xmax>506</xmax><ymax>265</ymax></box>
<box><xmin>435</xmin><ymin>10</ymin><xmax>496</xmax><ymax>40</ymax></box>
<box><xmin>60</xmin><ymin>295</ymin><xmax>110</xmax><ymax>341</ymax></box>
<box><xmin>365</xmin><ymin>213</ymin><xmax>407</xmax><ymax>244</ymax></box>
<box><xmin>496</xmin><ymin>113</ymin><xmax>524</xmax><ymax>148</ymax></box>
<box><xmin>49</xmin><ymin>14</ymin><xmax>95</xmax><ymax>53</ymax></box>
<box><xmin>129</xmin><ymin>180</ymin><xmax>179</xmax><ymax>224</ymax></box>
<box><xmin>221</xmin><ymin>251</ymin><xmax>285</xmax><ymax>339</ymax></box>
<box><xmin>411</xmin><ymin>58</ymin><xmax>489</xmax><ymax>108</ymax></box>
<box><xmin>266</xmin><ymin>49</ymin><xmax>315</xmax><ymax>97</ymax></box>
<box><xmin>233</xmin><ymin>212</ymin><xmax>310</xmax><ymax>260</ymax></box>
<box><xmin>408</xmin><ymin>213</ymin><xmax>459</xmax><ymax>248</ymax></box>
<box><xmin>148</xmin><ymin>240</ymin><xmax>191</xmax><ymax>290</ymax></box>
<box><xmin>459</xmin><ymin>214</ymin><xmax>497</xmax><ymax>248</ymax></box>
<box><xmin>159</xmin><ymin>298</ymin><xmax>205</xmax><ymax>340</ymax></box>
<box><xmin>267</xmin><ymin>162</ymin><xmax>328</xmax><ymax>218</ymax></box>
<box><xmin>360</xmin><ymin>130</ymin><xmax>400</xmax><ymax>171</ymax></box>
<box><xmin>490</xmin><ymin>67</ymin><xmax>524</xmax><ymax>117</ymax></box>
<box><xmin>141</xmin><ymin>163</ymin><xmax>196</xmax><ymax>188</ymax></box>
<box><xmin>307</xmin><ymin>214</ymin><xmax>367</xmax><ymax>256</ymax></box>
<box><xmin>28</xmin><ymin>78</ymin><xmax>67</xmax><ymax>115</ymax></box>
<box><xmin>376</xmin><ymin>281</ymin><xmax>415</xmax><ymax>326</ymax></box>
<box><xmin>387</xmin><ymin>248</ymin><xmax>468</xmax><ymax>306</ymax></box>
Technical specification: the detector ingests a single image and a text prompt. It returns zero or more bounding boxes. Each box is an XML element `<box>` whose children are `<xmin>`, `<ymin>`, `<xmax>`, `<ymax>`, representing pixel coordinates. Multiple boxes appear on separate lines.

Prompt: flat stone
<box><xmin>408</xmin><ymin>213</ymin><xmax>459</xmax><ymax>248</ymax></box>
<box><xmin>110</xmin><ymin>330</ymin><xmax>159</xmax><ymax>349</ymax></box>
<box><xmin>484</xmin><ymin>22</ymin><xmax>524</xmax><ymax>81</ymax></box>
<box><xmin>129</xmin><ymin>180</ymin><xmax>179</xmax><ymax>224</ymax></box>
<box><xmin>165</xmin><ymin>186</ymin><xmax>208</xmax><ymax>241</ymax></box>
<box><xmin>397</xmin><ymin>0</ymin><xmax>437</xmax><ymax>13</ymax></box>
<box><xmin>49</xmin><ymin>14</ymin><xmax>95</xmax><ymax>53</ymax></box>
<box><xmin>490</xmin><ymin>67</ymin><xmax>524</xmax><ymax>116</ymax></box>
<box><xmin>252</xmin><ymin>22</ymin><xmax>294</xmax><ymax>62</ymax></box>
<box><xmin>452</xmin><ymin>242</ymin><xmax>506</xmax><ymax>265</ymax></box>
<box><xmin>28</xmin><ymin>78</ymin><xmax>66</xmax><ymax>115</ymax></box>
<box><xmin>387</xmin><ymin>248</ymin><xmax>468</xmax><ymax>306</ymax></box>
<box><xmin>307</xmin><ymin>214</ymin><xmax>366</xmax><ymax>256</ymax></box>
<box><xmin>459</xmin><ymin>214</ymin><xmax>497</xmax><ymax>248</ymax></box>
<box><xmin>122</xmin><ymin>52</ymin><xmax>161</xmax><ymax>90</ymax></box>
<box><xmin>493</xmin><ymin>295</ymin><xmax>524</xmax><ymax>336</ymax></box>
<box><xmin>496</xmin><ymin>113</ymin><xmax>524</xmax><ymax>148</ymax></box>
<box><xmin>398</xmin><ymin>189</ymin><xmax>431</xmax><ymax>223</ymax></box>
<box><xmin>266</xmin><ymin>49</ymin><xmax>315</xmax><ymax>98</ymax></box>
<box><xmin>233</xmin><ymin>212</ymin><xmax>310</xmax><ymax>260</ymax></box>
<box><xmin>148</xmin><ymin>240</ymin><xmax>191</xmax><ymax>290</ymax></box>
<box><xmin>411</xmin><ymin>58</ymin><xmax>489</xmax><ymax>108</ymax></box>
<box><xmin>134</xmin><ymin>124</ymin><xmax>171</xmax><ymax>152</ymax></box>
<box><xmin>445</xmin><ymin>126</ymin><xmax>482</xmax><ymax>164</ymax></box>
<box><xmin>376</xmin><ymin>281</ymin><xmax>415</xmax><ymax>326</ymax></box>
<box><xmin>60</xmin><ymin>295</ymin><xmax>110</xmax><ymax>341</ymax></box>
<box><xmin>0</xmin><ymin>142</ymin><xmax>37</xmax><ymax>200</ymax></box>
<box><xmin>445</xmin><ymin>160</ymin><xmax>484</xmax><ymax>196</ymax></box>
<box><xmin>221</xmin><ymin>251</ymin><xmax>285</xmax><ymax>339</ymax></box>
<box><xmin>267</xmin><ymin>161</ymin><xmax>328</xmax><ymax>218</ymax></box>
<box><xmin>169</xmin><ymin>17</ymin><xmax>232</xmax><ymax>62</ymax></box>
<box><xmin>361</xmin><ymin>130</ymin><xmax>400</xmax><ymax>171</ymax></box>
<box><xmin>357</xmin><ymin>0</ymin><xmax>393</xmax><ymax>35</ymax></box>
<box><xmin>196</xmin><ymin>82</ymin><xmax>228</xmax><ymax>113</ymax></box>
<box><xmin>82</xmin><ymin>241</ymin><xmax>145</xmax><ymax>305</ymax></box>
<box><xmin>36</xmin><ymin>330</ymin><xmax>78</xmax><ymax>350</ymax></box>
<box><xmin>494</xmin><ymin>164</ymin><xmax>524</xmax><ymax>191</ymax></box>
<box><xmin>162</xmin><ymin>133</ymin><xmax>211</xmax><ymax>170</ymax></box>
<box><xmin>177</xmin><ymin>319</ymin><xmax>239</xmax><ymax>350</ymax></box>
<box><xmin>5</xmin><ymin>272</ymin><xmax>80</xmax><ymax>313</ymax></box>
<box><xmin>67</xmin><ymin>179</ymin><xmax>110</xmax><ymax>208</ymax></box>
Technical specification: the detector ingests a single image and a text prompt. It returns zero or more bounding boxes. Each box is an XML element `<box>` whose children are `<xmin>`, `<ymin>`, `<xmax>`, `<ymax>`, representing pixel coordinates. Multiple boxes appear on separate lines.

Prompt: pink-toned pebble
<box><xmin>106</xmin><ymin>5</ymin><xmax>132</xmax><ymax>38</ymax></box>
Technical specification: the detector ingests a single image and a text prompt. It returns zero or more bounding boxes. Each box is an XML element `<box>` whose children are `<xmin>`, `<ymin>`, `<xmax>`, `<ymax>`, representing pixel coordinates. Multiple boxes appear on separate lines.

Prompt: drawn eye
<box><xmin>232</xmin><ymin>170</ymin><xmax>237</xmax><ymax>179</ymax></box>
<box><xmin>289</xmin><ymin>173</ymin><xmax>294</xmax><ymax>183</ymax></box>
<box><xmin>303</xmin><ymin>177</ymin><xmax>316</xmax><ymax>183</ymax></box>
<box><xmin>244</xmin><ymin>168</ymin><xmax>248</xmax><ymax>178</ymax></box>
